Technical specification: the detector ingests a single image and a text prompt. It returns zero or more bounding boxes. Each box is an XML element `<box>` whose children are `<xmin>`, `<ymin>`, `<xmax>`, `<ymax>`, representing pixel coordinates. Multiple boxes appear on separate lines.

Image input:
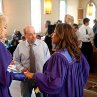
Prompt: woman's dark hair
<box><xmin>83</xmin><ymin>18</ymin><xmax>90</xmax><ymax>24</ymax></box>
<box><xmin>55</xmin><ymin>23</ymin><xmax>81</xmax><ymax>62</ymax></box>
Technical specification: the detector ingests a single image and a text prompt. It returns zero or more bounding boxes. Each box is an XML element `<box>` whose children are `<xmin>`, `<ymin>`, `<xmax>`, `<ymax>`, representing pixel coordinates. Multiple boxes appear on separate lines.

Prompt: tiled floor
<box><xmin>84</xmin><ymin>73</ymin><xmax>97</xmax><ymax>97</ymax></box>
<box><xmin>86</xmin><ymin>74</ymin><xmax>97</xmax><ymax>90</ymax></box>
<box><xmin>10</xmin><ymin>73</ymin><xmax>97</xmax><ymax>97</ymax></box>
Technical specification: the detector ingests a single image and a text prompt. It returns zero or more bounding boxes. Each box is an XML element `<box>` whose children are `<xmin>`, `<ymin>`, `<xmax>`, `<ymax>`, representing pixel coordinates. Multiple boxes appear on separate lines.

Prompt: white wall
<box><xmin>42</xmin><ymin>0</ymin><xmax>79</xmax><ymax>33</ymax></box>
<box><xmin>41</xmin><ymin>0</ymin><xmax>60</xmax><ymax>33</ymax></box>
<box><xmin>2</xmin><ymin>0</ymin><xmax>79</xmax><ymax>35</ymax></box>
<box><xmin>66</xmin><ymin>0</ymin><xmax>78</xmax><ymax>23</ymax></box>
<box><xmin>3</xmin><ymin>0</ymin><xmax>31</xmax><ymax>36</ymax></box>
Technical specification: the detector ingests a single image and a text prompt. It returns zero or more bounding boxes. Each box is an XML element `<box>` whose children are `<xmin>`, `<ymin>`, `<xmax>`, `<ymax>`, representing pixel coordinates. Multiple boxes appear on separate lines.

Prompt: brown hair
<box><xmin>55</xmin><ymin>23</ymin><xmax>81</xmax><ymax>62</ymax></box>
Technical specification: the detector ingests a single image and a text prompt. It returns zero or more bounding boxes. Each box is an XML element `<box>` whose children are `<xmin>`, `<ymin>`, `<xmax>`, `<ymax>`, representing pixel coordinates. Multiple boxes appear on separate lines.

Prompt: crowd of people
<box><xmin>0</xmin><ymin>14</ymin><xmax>97</xmax><ymax>97</ymax></box>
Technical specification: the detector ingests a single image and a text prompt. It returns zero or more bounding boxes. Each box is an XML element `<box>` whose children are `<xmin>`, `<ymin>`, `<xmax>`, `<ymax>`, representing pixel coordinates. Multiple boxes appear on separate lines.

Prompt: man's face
<box><xmin>85</xmin><ymin>22</ymin><xmax>89</xmax><ymax>26</ymax></box>
<box><xmin>25</xmin><ymin>27</ymin><xmax>36</xmax><ymax>44</ymax></box>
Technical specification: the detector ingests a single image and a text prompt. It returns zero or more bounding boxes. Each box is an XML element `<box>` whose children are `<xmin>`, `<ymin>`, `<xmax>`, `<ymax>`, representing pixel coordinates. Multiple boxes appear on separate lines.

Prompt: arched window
<box><xmin>59</xmin><ymin>0</ymin><xmax>66</xmax><ymax>23</ymax></box>
<box><xmin>86</xmin><ymin>2</ymin><xmax>96</xmax><ymax>28</ymax></box>
<box><xmin>31</xmin><ymin>0</ymin><xmax>41</xmax><ymax>33</ymax></box>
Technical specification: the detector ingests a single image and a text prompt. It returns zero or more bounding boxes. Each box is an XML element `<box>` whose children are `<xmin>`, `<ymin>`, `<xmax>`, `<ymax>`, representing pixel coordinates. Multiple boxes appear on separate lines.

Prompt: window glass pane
<box><xmin>31</xmin><ymin>0</ymin><xmax>41</xmax><ymax>33</ymax></box>
<box><xmin>59</xmin><ymin>0</ymin><xmax>66</xmax><ymax>23</ymax></box>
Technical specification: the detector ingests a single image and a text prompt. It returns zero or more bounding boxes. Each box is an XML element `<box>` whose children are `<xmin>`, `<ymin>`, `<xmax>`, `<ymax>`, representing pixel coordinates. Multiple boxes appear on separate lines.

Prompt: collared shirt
<box><xmin>79</xmin><ymin>25</ymin><xmax>94</xmax><ymax>44</ymax></box>
<box><xmin>13</xmin><ymin>39</ymin><xmax>50</xmax><ymax>73</ymax></box>
<box><xmin>75</xmin><ymin>30</ymin><xmax>82</xmax><ymax>48</ymax></box>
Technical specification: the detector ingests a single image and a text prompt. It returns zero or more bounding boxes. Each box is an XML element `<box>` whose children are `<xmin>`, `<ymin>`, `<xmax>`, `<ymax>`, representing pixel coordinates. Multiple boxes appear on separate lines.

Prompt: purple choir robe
<box><xmin>0</xmin><ymin>42</ymin><xmax>13</xmax><ymax>97</ymax></box>
<box><xmin>0</xmin><ymin>42</ymin><xmax>26</xmax><ymax>97</ymax></box>
<box><xmin>33</xmin><ymin>49</ymin><xmax>90</xmax><ymax>97</ymax></box>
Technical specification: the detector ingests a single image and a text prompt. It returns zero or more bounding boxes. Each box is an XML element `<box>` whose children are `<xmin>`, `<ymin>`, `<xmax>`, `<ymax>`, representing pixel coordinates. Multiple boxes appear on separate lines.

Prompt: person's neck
<box><xmin>27</xmin><ymin>39</ymin><xmax>36</xmax><ymax>44</ymax></box>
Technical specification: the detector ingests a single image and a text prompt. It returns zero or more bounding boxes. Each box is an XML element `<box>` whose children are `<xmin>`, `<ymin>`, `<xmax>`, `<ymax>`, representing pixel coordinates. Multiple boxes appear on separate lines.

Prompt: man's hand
<box><xmin>24</xmin><ymin>71</ymin><xmax>34</xmax><ymax>79</ymax></box>
<box><xmin>8</xmin><ymin>60</ymin><xmax>16</xmax><ymax>69</ymax></box>
<box><xmin>10</xmin><ymin>60</ymin><xmax>16</xmax><ymax>65</ymax></box>
<box><xmin>21</xmin><ymin>68</ymin><xmax>28</xmax><ymax>73</ymax></box>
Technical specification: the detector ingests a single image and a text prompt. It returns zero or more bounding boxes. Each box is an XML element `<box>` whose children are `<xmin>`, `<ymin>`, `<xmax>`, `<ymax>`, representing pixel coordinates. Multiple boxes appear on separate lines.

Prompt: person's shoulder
<box><xmin>88</xmin><ymin>27</ymin><xmax>93</xmax><ymax>32</ymax></box>
<box><xmin>79</xmin><ymin>25</ymin><xmax>84</xmax><ymax>30</ymax></box>
<box><xmin>79</xmin><ymin>24</ymin><xmax>84</xmax><ymax>28</ymax></box>
<box><xmin>17</xmin><ymin>40</ymin><xmax>26</xmax><ymax>47</ymax></box>
<box><xmin>94</xmin><ymin>24</ymin><xmax>97</xmax><ymax>27</ymax></box>
<box><xmin>95</xmin><ymin>32</ymin><xmax>97</xmax><ymax>36</ymax></box>
<box><xmin>81</xmin><ymin>53</ymin><xmax>87</xmax><ymax>61</ymax></box>
<box><xmin>37</xmin><ymin>39</ymin><xmax>44</xmax><ymax>42</ymax></box>
<box><xmin>37</xmin><ymin>39</ymin><xmax>46</xmax><ymax>45</ymax></box>
<box><xmin>0</xmin><ymin>42</ymin><xmax>8</xmax><ymax>53</ymax></box>
<box><xmin>0</xmin><ymin>42</ymin><xmax>3</xmax><ymax>45</ymax></box>
<box><xmin>49</xmin><ymin>52</ymin><xmax>68</xmax><ymax>65</ymax></box>
<box><xmin>0</xmin><ymin>42</ymin><xmax>5</xmax><ymax>48</ymax></box>
<box><xmin>51</xmin><ymin>52</ymin><xmax>64</xmax><ymax>59</ymax></box>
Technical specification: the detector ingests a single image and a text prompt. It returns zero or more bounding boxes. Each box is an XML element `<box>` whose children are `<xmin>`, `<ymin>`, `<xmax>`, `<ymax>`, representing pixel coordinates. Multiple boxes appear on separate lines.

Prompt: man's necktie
<box><xmin>86</xmin><ymin>29</ymin><xmax>88</xmax><ymax>35</ymax></box>
<box><xmin>86</xmin><ymin>29</ymin><xmax>90</xmax><ymax>41</ymax></box>
<box><xmin>29</xmin><ymin>44</ymin><xmax>36</xmax><ymax>73</ymax></box>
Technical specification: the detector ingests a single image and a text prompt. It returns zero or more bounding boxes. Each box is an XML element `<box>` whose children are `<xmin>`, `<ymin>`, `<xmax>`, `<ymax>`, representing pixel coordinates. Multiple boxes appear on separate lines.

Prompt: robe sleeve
<box><xmin>6</xmin><ymin>71</ymin><xmax>13</xmax><ymax>87</ymax></box>
<box><xmin>12</xmin><ymin>73</ymin><xmax>26</xmax><ymax>81</ymax></box>
<box><xmin>34</xmin><ymin>53</ymin><xmax>67</xmax><ymax>94</ymax></box>
<box><xmin>81</xmin><ymin>54</ymin><xmax>90</xmax><ymax>86</ymax></box>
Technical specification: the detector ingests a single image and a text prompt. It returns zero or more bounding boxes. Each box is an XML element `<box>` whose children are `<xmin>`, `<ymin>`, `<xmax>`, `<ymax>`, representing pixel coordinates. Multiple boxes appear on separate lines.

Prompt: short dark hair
<box><xmin>83</xmin><ymin>18</ymin><xmax>90</xmax><ymax>24</ymax></box>
<box><xmin>46</xmin><ymin>20</ymin><xmax>51</xmax><ymax>25</ymax></box>
<box><xmin>73</xmin><ymin>24</ymin><xmax>79</xmax><ymax>29</ymax></box>
<box><xmin>93</xmin><ymin>19</ymin><xmax>97</xmax><ymax>23</ymax></box>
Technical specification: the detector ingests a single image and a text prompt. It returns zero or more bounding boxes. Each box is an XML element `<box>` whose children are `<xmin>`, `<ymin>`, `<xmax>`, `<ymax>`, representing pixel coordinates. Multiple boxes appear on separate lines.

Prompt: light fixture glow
<box><xmin>44</xmin><ymin>0</ymin><xmax>52</xmax><ymax>14</ymax></box>
<box><xmin>87</xmin><ymin>1</ymin><xmax>93</xmax><ymax>16</ymax></box>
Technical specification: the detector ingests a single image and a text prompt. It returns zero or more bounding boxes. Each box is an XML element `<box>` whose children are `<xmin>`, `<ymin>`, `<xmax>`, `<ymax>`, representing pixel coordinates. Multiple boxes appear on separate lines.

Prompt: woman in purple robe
<box><xmin>0</xmin><ymin>15</ymin><xmax>13</xmax><ymax>97</ymax></box>
<box><xmin>24</xmin><ymin>23</ymin><xmax>90</xmax><ymax>97</ymax></box>
<box><xmin>0</xmin><ymin>16</ymin><xmax>25</xmax><ymax>97</ymax></box>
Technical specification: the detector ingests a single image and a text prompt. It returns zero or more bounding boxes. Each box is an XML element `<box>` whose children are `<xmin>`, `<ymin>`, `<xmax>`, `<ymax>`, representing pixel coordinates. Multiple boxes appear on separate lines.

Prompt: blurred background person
<box><xmin>56</xmin><ymin>20</ymin><xmax>62</xmax><ymax>25</ymax></box>
<box><xmin>79</xmin><ymin>18</ymin><xmax>94</xmax><ymax>73</ymax></box>
<box><xmin>93</xmin><ymin>19</ymin><xmax>97</xmax><ymax>34</ymax></box>
<box><xmin>44</xmin><ymin>20</ymin><xmax>56</xmax><ymax>54</ymax></box>
<box><xmin>44</xmin><ymin>20</ymin><xmax>51</xmax><ymax>35</ymax></box>
<box><xmin>12</xmin><ymin>30</ymin><xmax>22</xmax><ymax>41</ymax></box>
<box><xmin>19</xmin><ymin>36</ymin><xmax>26</xmax><ymax>43</ymax></box>
<box><xmin>8</xmin><ymin>34</ymin><xmax>19</xmax><ymax>56</ymax></box>
<box><xmin>72</xmin><ymin>23</ymin><xmax>82</xmax><ymax>48</ymax></box>
<box><xmin>93</xmin><ymin>19</ymin><xmax>97</xmax><ymax>48</ymax></box>
<box><xmin>64</xmin><ymin>14</ymin><xmax>74</xmax><ymax>26</ymax></box>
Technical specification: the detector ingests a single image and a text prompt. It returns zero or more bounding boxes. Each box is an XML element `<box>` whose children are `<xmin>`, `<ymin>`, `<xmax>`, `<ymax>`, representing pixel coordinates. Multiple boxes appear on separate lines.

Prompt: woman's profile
<box><xmin>24</xmin><ymin>23</ymin><xmax>90</xmax><ymax>97</ymax></box>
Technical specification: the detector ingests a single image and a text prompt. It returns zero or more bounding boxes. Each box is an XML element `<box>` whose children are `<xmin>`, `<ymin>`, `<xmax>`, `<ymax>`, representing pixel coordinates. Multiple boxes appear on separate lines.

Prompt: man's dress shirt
<box><xmin>13</xmin><ymin>39</ymin><xmax>50</xmax><ymax>73</ymax></box>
